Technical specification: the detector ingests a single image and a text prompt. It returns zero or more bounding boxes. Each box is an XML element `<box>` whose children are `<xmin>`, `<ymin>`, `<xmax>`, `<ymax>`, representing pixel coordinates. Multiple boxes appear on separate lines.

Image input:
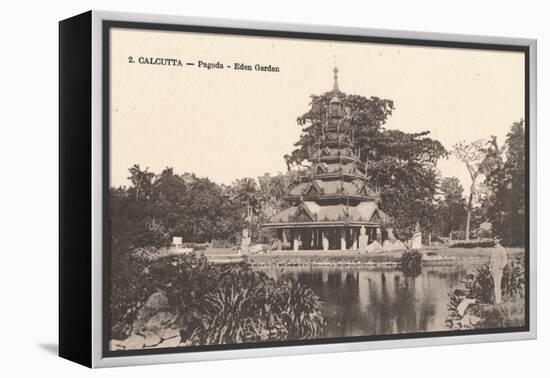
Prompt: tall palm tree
<box><xmin>232</xmin><ymin>178</ymin><xmax>259</xmax><ymax>233</ymax></box>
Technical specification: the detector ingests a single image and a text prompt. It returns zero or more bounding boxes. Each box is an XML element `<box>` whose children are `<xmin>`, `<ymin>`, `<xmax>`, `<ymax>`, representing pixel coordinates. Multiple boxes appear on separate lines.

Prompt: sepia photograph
<box><xmin>105</xmin><ymin>24</ymin><xmax>529</xmax><ymax>354</ymax></box>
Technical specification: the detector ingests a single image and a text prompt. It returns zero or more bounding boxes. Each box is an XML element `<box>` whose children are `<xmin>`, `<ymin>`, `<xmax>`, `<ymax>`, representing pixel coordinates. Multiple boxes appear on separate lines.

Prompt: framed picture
<box><xmin>59</xmin><ymin>10</ymin><xmax>537</xmax><ymax>368</ymax></box>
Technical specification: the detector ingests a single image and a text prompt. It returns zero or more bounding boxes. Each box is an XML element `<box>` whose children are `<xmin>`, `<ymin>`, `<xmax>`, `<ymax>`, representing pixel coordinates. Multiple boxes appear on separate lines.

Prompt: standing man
<box><xmin>491</xmin><ymin>237</ymin><xmax>508</xmax><ymax>304</ymax></box>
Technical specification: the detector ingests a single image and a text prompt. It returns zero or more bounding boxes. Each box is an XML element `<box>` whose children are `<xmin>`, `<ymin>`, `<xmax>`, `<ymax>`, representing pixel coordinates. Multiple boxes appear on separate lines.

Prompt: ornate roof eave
<box><xmin>284</xmin><ymin>194</ymin><xmax>377</xmax><ymax>202</ymax></box>
<box><xmin>263</xmin><ymin>220</ymin><xmax>387</xmax><ymax>229</ymax></box>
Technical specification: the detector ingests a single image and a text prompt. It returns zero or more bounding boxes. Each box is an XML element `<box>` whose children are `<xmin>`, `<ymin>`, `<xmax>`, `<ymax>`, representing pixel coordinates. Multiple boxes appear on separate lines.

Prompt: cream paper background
<box><xmin>109</xmin><ymin>28</ymin><xmax>525</xmax><ymax>193</ymax></box>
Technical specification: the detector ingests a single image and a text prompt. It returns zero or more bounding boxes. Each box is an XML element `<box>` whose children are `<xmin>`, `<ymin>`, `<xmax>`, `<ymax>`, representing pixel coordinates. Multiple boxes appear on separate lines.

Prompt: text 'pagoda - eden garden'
<box><xmin>263</xmin><ymin>68</ymin><xmax>404</xmax><ymax>252</ymax></box>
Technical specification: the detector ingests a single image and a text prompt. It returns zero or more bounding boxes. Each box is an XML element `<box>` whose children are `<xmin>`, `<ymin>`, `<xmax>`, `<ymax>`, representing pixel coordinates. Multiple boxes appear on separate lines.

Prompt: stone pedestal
<box><xmin>411</xmin><ymin>232</ymin><xmax>422</xmax><ymax>249</ymax></box>
<box><xmin>411</xmin><ymin>222</ymin><xmax>422</xmax><ymax>249</ymax></box>
<box><xmin>240</xmin><ymin>228</ymin><xmax>251</xmax><ymax>253</ymax></box>
<box><xmin>376</xmin><ymin>228</ymin><xmax>382</xmax><ymax>243</ymax></box>
<box><xmin>386</xmin><ymin>227</ymin><xmax>396</xmax><ymax>242</ymax></box>
<box><xmin>240</xmin><ymin>237</ymin><xmax>251</xmax><ymax>254</ymax></box>
<box><xmin>366</xmin><ymin>240</ymin><xmax>382</xmax><ymax>253</ymax></box>
<box><xmin>359</xmin><ymin>235</ymin><xmax>369</xmax><ymax>253</ymax></box>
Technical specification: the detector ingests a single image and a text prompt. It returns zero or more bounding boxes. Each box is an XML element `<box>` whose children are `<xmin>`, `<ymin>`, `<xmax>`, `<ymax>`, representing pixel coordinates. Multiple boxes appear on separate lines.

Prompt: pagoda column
<box><xmin>369</xmin><ymin>228</ymin><xmax>375</xmax><ymax>244</ymax></box>
<box><xmin>315</xmin><ymin>229</ymin><xmax>320</xmax><ymax>250</ymax></box>
<box><xmin>376</xmin><ymin>227</ymin><xmax>382</xmax><ymax>244</ymax></box>
<box><xmin>352</xmin><ymin>228</ymin><xmax>358</xmax><ymax>249</ymax></box>
<box><xmin>340</xmin><ymin>228</ymin><xmax>347</xmax><ymax>251</ymax></box>
<box><xmin>303</xmin><ymin>229</ymin><xmax>312</xmax><ymax>250</ymax></box>
<box><xmin>277</xmin><ymin>229</ymin><xmax>283</xmax><ymax>251</ymax></box>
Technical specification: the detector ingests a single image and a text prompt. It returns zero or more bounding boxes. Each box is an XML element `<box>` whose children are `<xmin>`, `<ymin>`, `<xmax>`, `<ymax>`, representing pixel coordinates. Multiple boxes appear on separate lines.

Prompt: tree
<box><xmin>289</xmin><ymin>91</ymin><xmax>447</xmax><ymax>239</ymax></box>
<box><xmin>452</xmin><ymin>139</ymin><xmax>495</xmax><ymax>240</ymax></box>
<box><xmin>434</xmin><ymin>177</ymin><xmax>468</xmax><ymax>238</ymax></box>
<box><xmin>111</xmin><ymin>166</ymin><xmax>247</xmax><ymax>266</ymax></box>
<box><xmin>127</xmin><ymin>164</ymin><xmax>155</xmax><ymax>200</ymax></box>
<box><xmin>483</xmin><ymin>121</ymin><xmax>525</xmax><ymax>246</ymax></box>
<box><xmin>368</xmin><ymin>130</ymin><xmax>446</xmax><ymax>239</ymax></box>
<box><xmin>258</xmin><ymin>172</ymin><xmax>292</xmax><ymax>204</ymax></box>
<box><xmin>503</xmin><ymin>121</ymin><xmax>526</xmax><ymax>245</ymax></box>
<box><xmin>231</xmin><ymin>177</ymin><xmax>260</xmax><ymax>237</ymax></box>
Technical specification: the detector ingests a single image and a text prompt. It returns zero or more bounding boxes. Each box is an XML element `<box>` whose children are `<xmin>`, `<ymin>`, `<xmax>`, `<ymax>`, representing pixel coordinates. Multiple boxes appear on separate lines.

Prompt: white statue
<box><xmin>491</xmin><ymin>238</ymin><xmax>508</xmax><ymax>304</ymax></box>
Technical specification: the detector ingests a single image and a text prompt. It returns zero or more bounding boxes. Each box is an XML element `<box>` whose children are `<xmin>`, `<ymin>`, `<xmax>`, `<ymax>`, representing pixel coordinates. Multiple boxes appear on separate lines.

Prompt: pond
<box><xmin>258</xmin><ymin>263</ymin><xmax>475</xmax><ymax>337</ymax></box>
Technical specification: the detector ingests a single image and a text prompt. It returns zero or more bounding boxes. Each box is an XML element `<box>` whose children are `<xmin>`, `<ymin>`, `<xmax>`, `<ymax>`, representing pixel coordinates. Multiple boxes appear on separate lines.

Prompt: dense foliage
<box><xmin>446</xmin><ymin>258</ymin><xmax>525</xmax><ymax>329</ymax></box>
<box><xmin>110</xmin><ymin>253</ymin><xmax>325</xmax><ymax>344</ymax></box>
<box><xmin>482</xmin><ymin>121</ymin><xmax>526</xmax><ymax>246</ymax></box>
<box><xmin>452</xmin><ymin>139</ymin><xmax>498</xmax><ymax>240</ymax></box>
<box><xmin>433</xmin><ymin>177</ymin><xmax>468</xmax><ymax>239</ymax></box>
<box><xmin>288</xmin><ymin>91</ymin><xmax>447</xmax><ymax>239</ymax></box>
<box><xmin>112</xmin><ymin>165</ymin><xmax>302</xmax><ymax>256</ymax></box>
<box><xmin>449</xmin><ymin>239</ymin><xmax>496</xmax><ymax>248</ymax></box>
<box><xmin>400</xmin><ymin>250</ymin><xmax>423</xmax><ymax>276</ymax></box>
<box><xmin>110</xmin><ymin>167</ymin><xmax>325</xmax><ymax>346</ymax></box>
<box><xmin>446</xmin><ymin>121</ymin><xmax>526</xmax><ymax>245</ymax></box>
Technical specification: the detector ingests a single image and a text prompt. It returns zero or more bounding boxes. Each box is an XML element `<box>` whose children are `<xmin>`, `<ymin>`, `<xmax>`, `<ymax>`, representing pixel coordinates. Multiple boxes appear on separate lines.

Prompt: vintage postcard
<box><xmin>105</xmin><ymin>24</ymin><xmax>529</xmax><ymax>355</ymax></box>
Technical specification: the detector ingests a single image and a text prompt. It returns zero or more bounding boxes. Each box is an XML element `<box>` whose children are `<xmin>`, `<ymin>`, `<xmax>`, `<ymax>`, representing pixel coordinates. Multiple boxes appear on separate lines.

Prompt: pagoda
<box><xmin>262</xmin><ymin>67</ymin><xmax>393</xmax><ymax>251</ymax></box>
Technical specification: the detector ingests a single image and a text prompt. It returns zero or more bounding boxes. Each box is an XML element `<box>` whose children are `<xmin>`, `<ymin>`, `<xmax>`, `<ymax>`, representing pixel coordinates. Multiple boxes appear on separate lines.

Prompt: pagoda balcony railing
<box><xmin>319</xmin><ymin>140</ymin><xmax>353</xmax><ymax>147</ymax></box>
<box><xmin>299</xmin><ymin>172</ymin><xmax>367</xmax><ymax>181</ymax></box>
<box><xmin>317</xmin><ymin>155</ymin><xmax>358</xmax><ymax>163</ymax></box>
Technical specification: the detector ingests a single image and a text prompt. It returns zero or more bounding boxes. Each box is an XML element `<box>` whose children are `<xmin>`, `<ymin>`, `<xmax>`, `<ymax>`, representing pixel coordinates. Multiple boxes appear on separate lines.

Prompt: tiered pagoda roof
<box><xmin>263</xmin><ymin>67</ymin><xmax>390</xmax><ymax>229</ymax></box>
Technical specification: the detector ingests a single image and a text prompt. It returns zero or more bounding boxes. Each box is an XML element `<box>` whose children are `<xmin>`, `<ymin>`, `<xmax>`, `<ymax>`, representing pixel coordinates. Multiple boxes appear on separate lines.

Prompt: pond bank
<box><xmin>236</xmin><ymin>247</ymin><xmax>525</xmax><ymax>268</ymax></box>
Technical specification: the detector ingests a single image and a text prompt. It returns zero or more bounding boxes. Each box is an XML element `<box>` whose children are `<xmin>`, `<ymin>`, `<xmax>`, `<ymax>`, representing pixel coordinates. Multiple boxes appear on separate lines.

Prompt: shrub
<box><xmin>109</xmin><ymin>251</ymin><xmax>325</xmax><ymax>346</ymax></box>
<box><xmin>476</xmin><ymin>299</ymin><xmax>525</xmax><ymax>328</ymax></box>
<box><xmin>400</xmin><ymin>250</ymin><xmax>422</xmax><ymax>277</ymax></box>
<box><xmin>449</xmin><ymin>239</ymin><xmax>495</xmax><ymax>248</ymax></box>
<box><xmin>269</xmin><ymin>280</ymin><xmax>324</xmax><ymax>339</ymax></box>
<box><xmin>450</xmin><ymin>230</ymin><xmax>466</xmax><ymax>240</ymax></box>
<box><xmin>446</xmin><ymin>257</ymin><xmax>525</xmax><ymax>330</ymax></box>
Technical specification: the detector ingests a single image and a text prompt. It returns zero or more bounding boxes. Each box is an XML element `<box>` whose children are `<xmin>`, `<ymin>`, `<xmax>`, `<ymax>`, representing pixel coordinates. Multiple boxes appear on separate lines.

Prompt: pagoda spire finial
<box><xmin>333</xmin><ymin>66</ymin><xmax>340</xmax><ymax>92</ymax></box>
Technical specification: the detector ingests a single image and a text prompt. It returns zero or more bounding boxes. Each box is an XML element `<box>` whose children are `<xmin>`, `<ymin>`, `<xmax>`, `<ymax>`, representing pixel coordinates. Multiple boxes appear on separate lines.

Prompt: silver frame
<box><xmin>90</xmin><ymin>10</ymin><xmax>537</xmax><ymax>368</ymax></box>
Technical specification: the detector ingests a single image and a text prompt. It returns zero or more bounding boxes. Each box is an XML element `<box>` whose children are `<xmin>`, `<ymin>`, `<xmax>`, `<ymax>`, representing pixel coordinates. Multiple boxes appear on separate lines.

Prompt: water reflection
<box><xmin>258</xmin><ymin>265</ymin><xmax>470</xmax><ymax>337</ymax></box>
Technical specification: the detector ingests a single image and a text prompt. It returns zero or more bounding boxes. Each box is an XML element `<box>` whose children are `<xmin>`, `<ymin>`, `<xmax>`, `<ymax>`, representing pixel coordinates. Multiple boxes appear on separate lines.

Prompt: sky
<box><xmin>109</xmin><ymin>28</ymin><xmax>525</xmax><ymax>196</ymax></box>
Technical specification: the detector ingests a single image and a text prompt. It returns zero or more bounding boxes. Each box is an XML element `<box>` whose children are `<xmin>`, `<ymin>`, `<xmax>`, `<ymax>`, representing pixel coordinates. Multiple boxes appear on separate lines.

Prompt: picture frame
<box><xmin>59</xmin><ymin>10</ymin><xmax>537</xmax><ymax>368</ymax></box>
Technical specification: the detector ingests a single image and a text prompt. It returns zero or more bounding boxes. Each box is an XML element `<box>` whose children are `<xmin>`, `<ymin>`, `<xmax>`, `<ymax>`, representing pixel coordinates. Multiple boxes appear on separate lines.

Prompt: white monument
<box><xmin>240</xmin><ymin>228</ymin><xmax>251</xmax><ymax>254</ymax></box>
<box><xmin>358</xmin><ymin>226</ymin><xmax>369</xmax><ymax>253</ymax></box>
<box><xmin>322</xmin><ymin>232</ymin><xmax>329</xmax><ymax>251</ymax></box>
<box><xmin>411</xmin><ymin>222</ymin><xmax>423</xmax><ymax>249</ymax></box>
